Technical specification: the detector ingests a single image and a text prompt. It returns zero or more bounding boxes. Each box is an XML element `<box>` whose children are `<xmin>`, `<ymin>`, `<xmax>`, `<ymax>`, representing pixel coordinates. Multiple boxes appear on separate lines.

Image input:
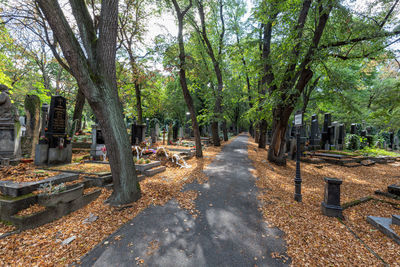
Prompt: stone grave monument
<box><xmin>309</xmin><ymin>114</ymin><xmax>321</xmax><ymax>150</ymax></box>
<box><xmin>34</xmin><ymin>96</ymin><xmax>72</xmax><ymax>165</ymax></box>
<box><xmin>21</xmin><ymin>95</ymin><xmax>41</xmax><ymax>158</ymax></box>
<box><xmin>90</xmin><ymin>123</ymin><xmax>106</xmax><ymax>161</ymax></box>
<box><xmin>0</xmin><ymin>85</ymin><xmax>21</xmax><ymax>165</ymax></box>
<box><xmin>321</xmin><ymin>113</ymin><xmax>331</xmax><ymax>150</ymax></box>
<box><xmin>131</xmin><ymin>122</ymin><xmax>146</xmax><ymax>145</ymax></box>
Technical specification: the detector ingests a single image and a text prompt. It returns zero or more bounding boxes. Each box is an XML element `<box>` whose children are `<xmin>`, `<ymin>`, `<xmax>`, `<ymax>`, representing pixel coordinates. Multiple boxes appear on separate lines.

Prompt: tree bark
<box><xmin>222</xmin><ymin>120</ymin><xmax>228</xmax><ymax>141</ymax></box>
<box><xmin>134</xmin><ymin>81</ymin><xmax>143</xmax><ymax>124</ymax></box>
<box><xmin>171</xmin><ymin>0</ymin><xmax>202</xmax><ymax>158</ymax></box>
<box><xmin>36</xmin><ymin>0</ymin><xmax>140</xmax><ymax>205</ymax></box>
<box><xmin>258</xmin><ymin>119</ymin><xmax>268</xmax><ymax>149</ymax></box>
<box><xmin>72</xmin><ymin>87</ymin><xmax>85</xmax><ymax>132</ymax></box>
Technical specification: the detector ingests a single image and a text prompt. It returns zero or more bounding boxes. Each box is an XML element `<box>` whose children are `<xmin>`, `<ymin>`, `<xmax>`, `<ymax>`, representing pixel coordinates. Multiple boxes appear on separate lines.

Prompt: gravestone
<box><xmin>0</xmin><ymin>85</ymin><xmax>21</xmax><ymax>164</ymax></box>
<box><xmin>321</xmin><ymin>113</ymin><xmax>331</xmax><ymax>150</ymax></box>
<box><xmin>155</xmin><ymin>123</ymin><xmax>160</xmax><ymax>137</ymax></box>
<box><xmin>350</xmin><ymin>123</ymin><xmax>356</xmax><ymax>134</ymax></box>
<box><xmin>321</xmin><ymin>177</ymin><xmax>343</xmax><ymax>218</ymax></box>
<box><xmin>178</xmin><ymin>127</ymin><xmax>184</xmax><ymax>139</ymax></box>
<box><xmin>22</xmin><ymin>95</ymin><xmax>41</xmax><ymax>158</ymax></box>
<box><xmin>173</xmin><ymin>124</ymin><xmax>179</xmax><ymax>142</ymax></box>
<box><xmin>309</xmin><ymin>114</ymin><xmax>321</xmax><ymax>150</ymax></box>
<box><xmin>167</xmin><ymin>123</ymin><xmax>173</xmax><ymax>144</ymax></box>
<box><xmin>34</xmin><ymin>96</ymin><xmax>72</xmax><ymax>165</ymax></box>
<box><xmin>389</xmin><ymin>132</ymin><xmax>394</xmax><ymax>150</ymax></box>
<box><xmin>337</xmin><ymin>124</ymin><xmax>345</xmax><ymax>150</ymax></box>
<box><xmin>131</xmin><ymin>123</ymin><xmax>146</xmax><ymax>145</ymax></box>
<box><xmin>90</xmin><ymin>123</ymin><xmax>106</xmax><ymax>160</ymax></box>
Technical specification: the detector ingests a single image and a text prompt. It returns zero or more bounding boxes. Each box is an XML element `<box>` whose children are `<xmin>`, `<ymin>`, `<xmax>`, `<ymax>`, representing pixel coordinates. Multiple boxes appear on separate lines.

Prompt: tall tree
<box><xmin>36</xmin><ymin>0</ymin><xmax>141</xmax><ymax>205</ymax></box>
<box><xmin>194</xmin><ymin>0</ymin><xmax>228</xmax><ymax>145</ymax></box>
<box><xmin>170</xmin><ymin>0</ymin><xmax>203</xmax><ymax>158</ymax></box>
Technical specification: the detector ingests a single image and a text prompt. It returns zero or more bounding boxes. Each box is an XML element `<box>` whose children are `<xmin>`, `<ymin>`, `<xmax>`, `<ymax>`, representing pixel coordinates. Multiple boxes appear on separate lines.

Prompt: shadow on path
<box><xmin>80</xmin><ymin>135</ymin><xmax>290</xmax><ymax>266</ymax></box>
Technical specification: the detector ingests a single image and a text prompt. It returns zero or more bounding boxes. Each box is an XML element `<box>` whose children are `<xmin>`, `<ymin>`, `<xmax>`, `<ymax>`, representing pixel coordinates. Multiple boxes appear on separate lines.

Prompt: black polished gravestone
<box><xmin>337</xmin><ymin>124</ymin><xmax>345</xmax><ymax>150</ymax></box>
<box><xmin>173</xmin><ymin>123</ymin><xmax>179</xmax><ymax>142</ymax></box>
<box><xmin>389</xmin><ymin>132</ymin><xmax>394</xmax><ymax>150</ymax></box>
<box><xmin>35</xmin><ymin>96</ymin><xmax>72</xmax><ymax>165</ymax></box>
<box><xmin>309</xmin><ymin>114</ymin><xmax>321</xmax><ymax>150</ymax></box>
<box><xmin>321</xmin><ymin>113</ymin><xmax>331</xmax><ymax>149</ymax></box>
<box><xmin>46</xmin><ymin>96</ymin><xmax>67</xmax><ymax>148</ymax></box>
<box><xmin>131</xmin><ymin>123</ymin><xmax>146</xmax><ymax>145</ymax></box>
<box><xmin>350</xmin><ymin>123</ymin><xmax>356</xmax><ymax>134</ymax></box>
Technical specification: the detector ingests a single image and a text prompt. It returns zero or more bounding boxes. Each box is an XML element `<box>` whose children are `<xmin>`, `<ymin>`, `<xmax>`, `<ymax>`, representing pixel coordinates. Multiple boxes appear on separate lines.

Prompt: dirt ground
<box><xmin>0</xmin><ymin>138</ymin><xmax>235</xmax><ymax>266</ymax></box>
<box><xmin>248</xmin><ymin>138</ymin><xmax>400</xmax><ymax>266</ymax></box>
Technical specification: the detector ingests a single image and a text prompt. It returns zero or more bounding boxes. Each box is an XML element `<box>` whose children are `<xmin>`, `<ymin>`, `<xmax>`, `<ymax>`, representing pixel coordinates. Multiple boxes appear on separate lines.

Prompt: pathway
<box><xmin>80</xmin><ymin>134</ymin><xmax>290</xmax><ymax>266</ymax></box>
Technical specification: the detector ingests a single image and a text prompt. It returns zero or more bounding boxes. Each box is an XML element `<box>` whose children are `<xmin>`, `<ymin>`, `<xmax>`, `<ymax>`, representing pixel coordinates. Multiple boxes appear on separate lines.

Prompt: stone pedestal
<box><xmin>0</xmin><ymin>121</ymin><xmax>21</xmax><ymax>163</ymax></box>
<box><xmin>321</xmin><ymin>177</ymin><xmax>343</xmax><ymax>218</ymax></box>
<box><xmin>90</xmin><ymin>144</ymin><xmax>106</xmax><ymax>161</ymax></box>
<box><xmin>48</xmin><ymin>144</ymin><xmax>72</xmax><ymax>165</ymax></box>
<box><xmin>34</xmin><ymin>144</ymin><xmax>49</xmax><ymax>165</ymax></box>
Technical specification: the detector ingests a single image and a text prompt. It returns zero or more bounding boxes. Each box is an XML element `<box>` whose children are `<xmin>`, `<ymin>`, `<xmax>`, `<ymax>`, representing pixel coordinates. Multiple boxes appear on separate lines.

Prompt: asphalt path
<box><xmin>80</xmin><ymin>134</ymin><xmax>290</xmax><ymax>266</ymax></box>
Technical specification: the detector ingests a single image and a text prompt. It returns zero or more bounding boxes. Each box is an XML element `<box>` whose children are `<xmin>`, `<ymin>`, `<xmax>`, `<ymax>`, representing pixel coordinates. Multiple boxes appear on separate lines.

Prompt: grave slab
<box><xmin>0</xmin><ymin>173</ymin><xmax>79</xmax><ymax>197</ymax></box>
<box><xmin>367</xmin><ymin>216</ymin><xmax>400</xmax><ymax>245</ymax></box>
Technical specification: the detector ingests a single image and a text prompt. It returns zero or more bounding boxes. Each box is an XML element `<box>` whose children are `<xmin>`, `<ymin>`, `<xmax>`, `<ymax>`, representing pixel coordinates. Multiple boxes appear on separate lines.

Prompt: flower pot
<box><xmin>38</xmin><ymin>184</ymin><xmax>84</xmax><ymax>207</ymax></box>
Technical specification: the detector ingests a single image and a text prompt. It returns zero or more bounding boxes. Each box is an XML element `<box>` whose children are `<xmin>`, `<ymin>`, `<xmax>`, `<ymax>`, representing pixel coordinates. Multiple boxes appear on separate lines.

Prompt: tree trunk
<box><xmin>267</xmin><ymin>106</ymin><xmax>293</xmax><ymax>165</ymax></box>
<box><xmin>134</xmin><ymin>81</ymin><xmax>143</xmax><ymax>124</ymax></box>
<box><xmin>258</xmin><ymin>119</ymin><xmax>268</xmax><ymax>149</ymax></box>
<box><xmin>171</xmin><ymin>0</ymin><xmax>202</xmax><ymax>158</ymax></box>
<box><xmin>222</xmin><ymin>120</ymin><xmax>228</xmax><ymax>141</ymax></box>
<box><xmin>211</xmin><ymin>121</ymin><xmax>220</xmax><ymax>146</ymax></box>
<box><xmin>37</xmin><ymin>0</ymin><xmax>141</xmax><ymax>205</ymax></box>
<box><xmin>72</xmin><ymin>87</ymin><xmax>85</xmax><ymax>132</ymax></box>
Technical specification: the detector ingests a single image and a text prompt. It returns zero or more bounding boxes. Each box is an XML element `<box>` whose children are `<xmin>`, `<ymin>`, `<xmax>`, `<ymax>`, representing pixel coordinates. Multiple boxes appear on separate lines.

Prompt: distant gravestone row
<box><xmin>266</xmin><ymin>112</ymin><xmax>400</xmax><ymax>155</ymax></box>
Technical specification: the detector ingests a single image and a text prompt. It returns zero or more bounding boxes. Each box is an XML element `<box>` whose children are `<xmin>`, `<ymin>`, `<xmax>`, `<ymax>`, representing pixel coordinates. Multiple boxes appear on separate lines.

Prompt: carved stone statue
<box><xmin>0</xmin><ymin>84</ymin><xmax>18</xmax><ymax>121</ymax></box>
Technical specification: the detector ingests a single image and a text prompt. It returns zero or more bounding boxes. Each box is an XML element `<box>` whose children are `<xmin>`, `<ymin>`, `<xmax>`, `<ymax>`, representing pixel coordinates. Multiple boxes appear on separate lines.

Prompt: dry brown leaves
<box><xmin>393</xmin><ymin>224</ymin><xmax>400</xmax><ymax>236</ymax></box>
<box><xmin>0</xmin><ymin>163</ymin><xmax>60</xmax><ymax>183</ymax></box>
<box><xmin>0</xmin><ymin>223</ymin><xmax>15</xmax><ymax>236</ymax></box>
<box><xmin>0</xmin><ymin>138</ymin><xmax>234</xmax><ymax>265</ymax></box>
<box><xmin>16</xmin><ymin>204</ymin><xmax>46</xmax><ymax>217</ymax></box>
<box><xmin>49</xmin><ymin>163</ymin><xmax>111</xmax><ymax>174</ymax></box>
<box><xmin>247</xmin><ymin>139</ymin><xmax>400</xmax><ymax>266</ymax></box>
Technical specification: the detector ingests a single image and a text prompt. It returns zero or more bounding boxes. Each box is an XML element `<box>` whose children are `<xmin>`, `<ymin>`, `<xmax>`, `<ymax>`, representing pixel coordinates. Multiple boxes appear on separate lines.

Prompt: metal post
<box><xmin>294</xmin><ymin>126</ymin><xmax>302</xmax><ymax>202</ymax></box>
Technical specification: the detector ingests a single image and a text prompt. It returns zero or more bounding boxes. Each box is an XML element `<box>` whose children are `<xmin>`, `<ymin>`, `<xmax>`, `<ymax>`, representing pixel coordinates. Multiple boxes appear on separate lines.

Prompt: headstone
<box><xmin>178</xmin><ymin>127</ymin><xmax>184</xmax><ymax>139</ymax></box>
<box><xmin>0</xmin><ymin>85</ymin><xmax>21</xmax><ymax>164</ymax></box>
<box><xmin>131</xmin><ymin>123</ymin><xmax>146</xmax><ymax>145</ymax></box>
<box><xmin>167</xmin><ymin>123</ymin><xmax>173</xmax><ymax>144</ymax></box>
<box><xmin>309</xmin><ymin>114</ymin><xmax>321</xmax><ymax>150</ymax></box>
<box><xmin>337</xmin><ymin>124</ymin><xmax>345</xmax><ymax>150</ymax></box>
<box><xmin>321</xmin><ymin>177</ymin><xmax>343</xmax><ymax>218</ymax></box>
<box><xmin>22</xmin><ymin>95</ymin><xmax>41</xmax><ymax>158</ymax></box>
<box><xmin>321</xmin><ymin>113</ymin><xmax>331</xmax><ymax>149</ymax></box>
<box><xmin>90</xmin><ymin>123</ymin><xmax>106</xmax><ymax>161</ymax></box>
<box><xmin>389</xmin><ymin>132</ymin><xmax>394</xmax><ymax>150</ymax></box>
<box><xmin>350</xmin><ymin>123</ymin><xmax>356</xmax><ymax>134</ymax></box>
<box><xmin>34</xmin><ymin>96</ymin><xmax>72</xmax><ymax>165</ymax></box>
<box><xmin>173</xmin><ymin>123</ymin><xmax>179</xmax><ymax>142</ymax></box>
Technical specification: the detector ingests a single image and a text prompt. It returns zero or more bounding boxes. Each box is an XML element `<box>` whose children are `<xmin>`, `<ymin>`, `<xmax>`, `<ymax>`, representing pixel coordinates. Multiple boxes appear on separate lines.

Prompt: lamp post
<box><xmin>294</xmin><ymin>110</ymin><xmax>303</xmax><ymax>202</ymax></box>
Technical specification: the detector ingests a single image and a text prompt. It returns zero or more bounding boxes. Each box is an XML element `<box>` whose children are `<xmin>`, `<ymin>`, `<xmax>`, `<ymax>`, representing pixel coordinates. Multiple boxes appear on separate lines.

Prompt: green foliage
<box><xmin>345</xmin><ymin>134</ymin><xmax>360</xmax><ymax>151</ymax></box>
<box><xmin>358</xmin><ymin>147</ymin><xmax>400</xmax><ymax>157</ymax></box>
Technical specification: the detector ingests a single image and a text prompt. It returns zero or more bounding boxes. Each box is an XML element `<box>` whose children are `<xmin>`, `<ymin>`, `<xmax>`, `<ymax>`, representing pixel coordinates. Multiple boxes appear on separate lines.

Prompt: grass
<box><xmin>358</xmin><ymin>147</ymin><xmax>400</xmax><ymax>157</ymax></box>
